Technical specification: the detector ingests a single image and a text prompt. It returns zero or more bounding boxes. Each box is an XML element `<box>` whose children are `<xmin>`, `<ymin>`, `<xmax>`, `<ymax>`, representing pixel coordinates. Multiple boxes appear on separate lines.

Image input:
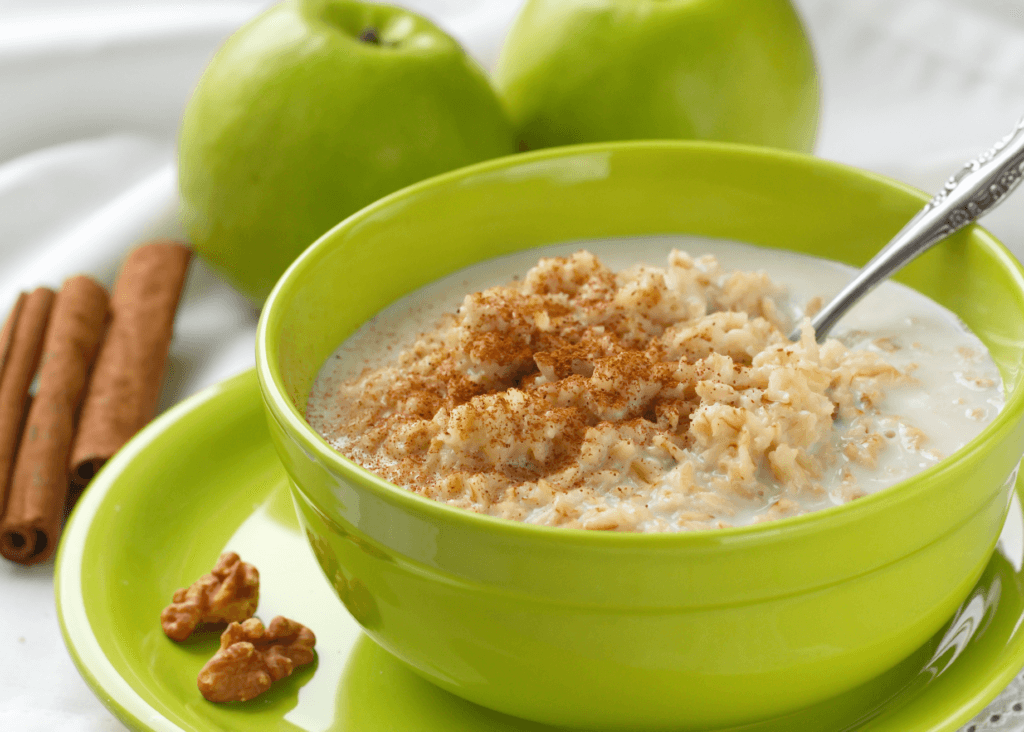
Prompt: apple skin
<box><xmin>493</xmin><ymin>0</ymin><xmax>820</xmax><ymax>153</ymax></box>
<box><xmin>179</xmin><ymin>0</ymin><xmax>516</xmax><ymax>304</ymax></box>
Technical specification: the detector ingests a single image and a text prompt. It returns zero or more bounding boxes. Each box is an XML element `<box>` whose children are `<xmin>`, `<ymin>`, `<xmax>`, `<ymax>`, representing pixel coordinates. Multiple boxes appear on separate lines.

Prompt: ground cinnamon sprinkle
<box><xmin>308</xmin><ymin>250</ymin><xmax>925</xmax><ymax>532</ymax></box>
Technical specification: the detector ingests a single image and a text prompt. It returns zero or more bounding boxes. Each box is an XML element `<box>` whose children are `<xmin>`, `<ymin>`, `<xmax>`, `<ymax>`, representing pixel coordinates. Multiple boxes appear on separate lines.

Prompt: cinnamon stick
<box><xmin>0</xmin><ymin>289</ymin><xmax>54</xmax><ymax>521</ymax></box>
<box><xmin>0</xmin><ymin>293</ymin><xmax>26</xmax><ymax>376</ymax></box>
<box><xmin>69</xmin><ymin>241</ymin><xmax>192</xmax><ymax>490</ymax></box>
<box><xmin>0</xmin><ymin>277</ymin><xmax>108</xmax><ymax>564</ymax></box>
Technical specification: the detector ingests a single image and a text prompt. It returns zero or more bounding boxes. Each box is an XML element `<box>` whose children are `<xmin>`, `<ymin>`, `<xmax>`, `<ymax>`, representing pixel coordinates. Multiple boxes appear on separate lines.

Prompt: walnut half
<box><xmin>160</xmin><ymin>552</ymin><xmax>260</xmax><ymax>641</ymax></box>
<box><xmin>197</xmin><ymin>616</ymin><xmax>317</xmax><ymax>702</ymax></box>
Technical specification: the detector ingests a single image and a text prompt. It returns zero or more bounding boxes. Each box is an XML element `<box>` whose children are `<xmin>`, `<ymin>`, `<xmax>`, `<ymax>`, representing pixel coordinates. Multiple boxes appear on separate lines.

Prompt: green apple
<box><xmin>493</xmin><ymin>0</ymin><xmax>819</xmax><ymax>153</ymax></box>
<box><xmin>179</xmin><ymin>0</ymin><xmax>516</xmax><ymax>303</ymax></box>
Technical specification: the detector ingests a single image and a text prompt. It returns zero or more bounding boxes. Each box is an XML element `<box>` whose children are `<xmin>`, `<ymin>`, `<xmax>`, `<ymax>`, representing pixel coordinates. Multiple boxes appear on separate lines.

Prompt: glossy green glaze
<box><xmin>256</xmin><ymin>142</ymin><xmax>1024</xmax><ymax>729</ymax></box>
<box><xmin>54</xmin><ymin>370</ymin><xmax>1024</xmax><ymax>731</ymax></box>
<box><xmin>493</xmin><ymin>0</ymin><xmax>819</xmax><ymax>153</ymax></box>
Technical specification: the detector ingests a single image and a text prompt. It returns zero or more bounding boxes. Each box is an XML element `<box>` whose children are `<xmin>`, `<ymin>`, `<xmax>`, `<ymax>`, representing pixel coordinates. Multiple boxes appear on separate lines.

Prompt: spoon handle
<box><xmin>804</xmin><ymin>116</ymin><xmax>1024</xmax><ymax>342</ymax></box>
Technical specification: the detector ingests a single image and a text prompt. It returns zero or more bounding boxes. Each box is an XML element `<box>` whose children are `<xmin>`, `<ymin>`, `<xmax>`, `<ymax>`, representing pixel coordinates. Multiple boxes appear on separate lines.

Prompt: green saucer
<box><xmin>55</xmin><ymin>370</ymin><xmax>1024</xmax><ymax>731</ymax></box>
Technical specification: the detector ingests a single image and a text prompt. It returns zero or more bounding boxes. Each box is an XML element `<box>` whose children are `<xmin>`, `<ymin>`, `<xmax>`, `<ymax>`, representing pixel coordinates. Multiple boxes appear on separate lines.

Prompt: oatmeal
<box><xmin>307</xmin><ymin>239</ymin><xmax>1003</xmax><ymax>532</ymax></box>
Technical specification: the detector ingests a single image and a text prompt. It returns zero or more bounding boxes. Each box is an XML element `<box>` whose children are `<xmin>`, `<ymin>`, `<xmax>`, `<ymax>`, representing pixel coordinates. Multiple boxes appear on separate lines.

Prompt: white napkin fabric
<box><xmin>1</xmin><ymin>1</ymin><xmax>1023</xmax><ymax>730</ymax></box>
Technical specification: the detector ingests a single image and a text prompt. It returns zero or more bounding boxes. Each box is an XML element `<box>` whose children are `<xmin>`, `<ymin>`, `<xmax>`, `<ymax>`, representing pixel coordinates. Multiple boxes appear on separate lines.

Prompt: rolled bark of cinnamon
<box><xmin>0</xmin><ymin>289</ymin><xmax>54</xmax><ymax>522</ymax></box>
<box><xmin>0</xmin><ymin>293</ymin><xmax>27</xmax><ymax>374</ymax></box>
<box><xmin>0</xmin><ymin>277</ymin><xmax>108</xmax><ymax>564</ymax></box>
<box><xmin>69</xmin><ymin>241</ymin><xmax>192</xmax><ymax>491</ymax></box>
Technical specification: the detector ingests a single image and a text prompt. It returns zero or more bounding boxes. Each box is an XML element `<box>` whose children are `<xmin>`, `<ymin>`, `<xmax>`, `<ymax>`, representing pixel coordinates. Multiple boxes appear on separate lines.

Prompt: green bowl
<box><xmin>255</xmin><ymin>141</ymin><xmax>1024</xmax><ymax>730</ymax></box>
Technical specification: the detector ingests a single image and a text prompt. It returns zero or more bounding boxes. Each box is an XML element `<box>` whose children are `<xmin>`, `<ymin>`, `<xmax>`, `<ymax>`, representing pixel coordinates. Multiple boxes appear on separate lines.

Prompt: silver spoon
<box><xmin>794</xmin><ymin>116</ymin><xmax>1024</xmax><ymax>343</ymax></box>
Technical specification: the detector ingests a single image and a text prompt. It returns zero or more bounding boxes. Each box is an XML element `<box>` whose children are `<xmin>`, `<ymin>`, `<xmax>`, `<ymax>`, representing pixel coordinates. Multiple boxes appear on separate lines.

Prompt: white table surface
<box><xmin>2</xmin><ymin>1</ymin><xmax>1024</xmax><ymax>729</ymax></box>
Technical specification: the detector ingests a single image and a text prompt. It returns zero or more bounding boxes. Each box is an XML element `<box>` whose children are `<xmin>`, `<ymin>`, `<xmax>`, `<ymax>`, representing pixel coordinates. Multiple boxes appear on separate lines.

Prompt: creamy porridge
<box><xmin>306</xmin><ymin>238</ymin><xmax>1004</xmax><ymax>532</ymax></box>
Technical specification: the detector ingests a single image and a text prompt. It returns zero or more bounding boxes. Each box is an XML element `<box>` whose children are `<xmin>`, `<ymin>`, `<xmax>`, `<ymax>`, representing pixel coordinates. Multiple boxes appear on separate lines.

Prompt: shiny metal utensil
<box><xmin>797</xmin><ymin>117</ymin><xmax>1024</xmax><ymax>342</ymax></box>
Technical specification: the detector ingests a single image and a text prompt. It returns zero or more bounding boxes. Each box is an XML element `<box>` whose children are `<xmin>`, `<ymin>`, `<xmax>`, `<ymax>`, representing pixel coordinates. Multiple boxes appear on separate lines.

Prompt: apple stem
<box><xmin>359</xmin><ymin>27</ymin><xmax>381</xmax><ymax>45</ymax></box>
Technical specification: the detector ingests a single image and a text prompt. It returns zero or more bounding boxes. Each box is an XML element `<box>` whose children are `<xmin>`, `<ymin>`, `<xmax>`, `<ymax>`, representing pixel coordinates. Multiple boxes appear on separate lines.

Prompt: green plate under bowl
<box><xmin>55</xmin><ymin>370</ymin><xmax>1024</xmax><ymax>731</ymax></box>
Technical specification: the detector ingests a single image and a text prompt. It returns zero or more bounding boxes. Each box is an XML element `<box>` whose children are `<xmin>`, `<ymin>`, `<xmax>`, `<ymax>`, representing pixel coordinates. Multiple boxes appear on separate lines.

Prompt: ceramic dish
<box><xmin>256</xmin><ymin>141</ymin><xmax>1024</xmax><ymax>729</ymax></box>
<box><xmin>55</xmin><ymin>370</ymin><xmax>1024</xmax><ymax>731</ymax></box>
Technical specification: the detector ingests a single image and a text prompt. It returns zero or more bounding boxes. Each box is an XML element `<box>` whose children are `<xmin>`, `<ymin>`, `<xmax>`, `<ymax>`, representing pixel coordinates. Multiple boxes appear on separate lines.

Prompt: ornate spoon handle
<box><xmin>801</xmin><ymin>116</ymin><xmax>1024</xmax><ymax>342</ymax></box>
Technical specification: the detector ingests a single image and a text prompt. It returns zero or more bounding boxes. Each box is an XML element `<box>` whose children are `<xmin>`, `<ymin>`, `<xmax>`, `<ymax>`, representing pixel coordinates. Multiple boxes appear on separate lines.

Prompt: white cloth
<box><xmin>1</xmin><ymin>1</ymin><xmax>1023</xmax><ymax>730</ymax></box>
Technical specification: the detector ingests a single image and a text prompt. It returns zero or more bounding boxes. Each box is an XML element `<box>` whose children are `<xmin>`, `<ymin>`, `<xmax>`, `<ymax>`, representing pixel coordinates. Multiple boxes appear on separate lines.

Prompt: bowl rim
<box><xmin>256</xmin><ymin>138</ymin><xmax>1024</xmax><ymax>548</ymax></box>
